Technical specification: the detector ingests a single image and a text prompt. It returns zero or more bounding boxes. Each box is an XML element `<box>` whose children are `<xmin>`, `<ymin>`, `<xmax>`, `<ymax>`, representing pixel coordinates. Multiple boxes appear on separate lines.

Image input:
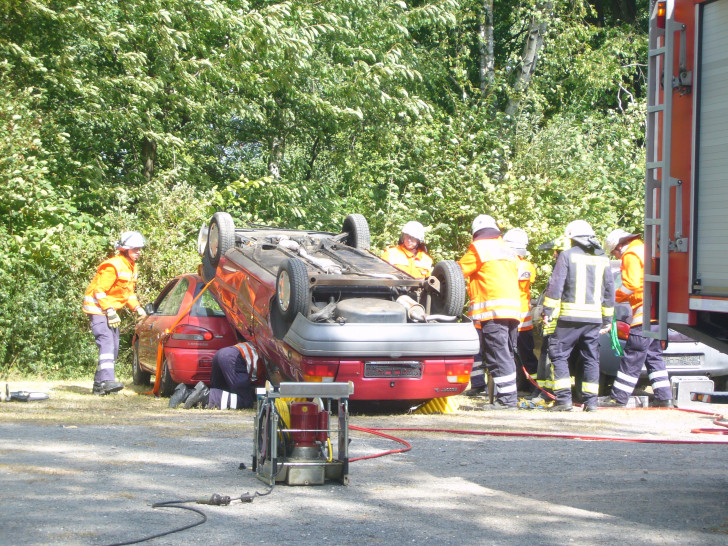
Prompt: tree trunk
<box><xmin>268</xmin><ymin>135</ymin><xmax>285</xmax><ymax>179</ymax></box>
<box><xmin>142</xmin><ymin>137</ymin><xmax>157</xmax><ymax>181</ymax></box>
<box><xmin>505</xmin><ymin>2</ymin><xmax>553</xmax><ymax>116</ymax></box>
<box><xmin>478</xmin><ymin>0</ymin><xmax>495</xmax><ymax>95</ymax></box>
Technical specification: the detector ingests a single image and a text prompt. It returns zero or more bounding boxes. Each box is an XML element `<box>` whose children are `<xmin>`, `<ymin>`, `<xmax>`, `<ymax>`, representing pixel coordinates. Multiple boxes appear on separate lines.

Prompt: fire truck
<box><xmin>644</xmin><ymin>0</ymin><xmax>728</xmax><ymax>354</ymax></box>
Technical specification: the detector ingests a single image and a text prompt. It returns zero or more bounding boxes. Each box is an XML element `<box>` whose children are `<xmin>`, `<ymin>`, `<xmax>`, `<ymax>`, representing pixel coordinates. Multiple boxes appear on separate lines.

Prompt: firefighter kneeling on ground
<box><xmin>169</xmin><ymin>342</ymin><xmax>259</xmax><ymax>410</ymax></box>
<box><xmin>541</xmin><ymin>220</ymin><xmax>615</xmax><ymax>412</ymax></box>
<box><xmin>598</xmin><ymin>229</ymin><xmax>674</xmax><ymax>408</ymax></box>
<box><xmin>82</xmin><ymin>231</ymin><xmax>147</xmax><ymax>396</ymax></box>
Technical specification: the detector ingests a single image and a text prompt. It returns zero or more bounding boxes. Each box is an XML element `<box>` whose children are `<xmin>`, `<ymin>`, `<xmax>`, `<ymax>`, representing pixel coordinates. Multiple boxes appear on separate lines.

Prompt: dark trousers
<box><xmin>90</xmin><ymin>314</ymin><xmax>119</xmax><ymax>383</ymax></box>
<box><xmin>208</xmin><ymin>346</ymin><xmax>253</xmax><ymax>409</ymax></box>
<box><xmin>548</xmin><ymin>322</ymin><xmax>601</xmax><ymax>406</ymax></box>
<box><xmin>479</xmin><ymin>319</ymin><xmax>519</xmax><ymax>406</ymax></box>
<box><xmin>517</xmin><ymin>329</ymin><xmax>539</xmax><ymax>376</ymax></box>
<box><xmin>611</xmin><ymin>324</ymin><xmax>673</xmax><ymax>404</ymax></box>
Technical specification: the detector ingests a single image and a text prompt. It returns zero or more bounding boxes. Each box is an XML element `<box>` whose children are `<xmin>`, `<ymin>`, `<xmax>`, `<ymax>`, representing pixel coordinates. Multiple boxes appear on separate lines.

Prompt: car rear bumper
<box><xmin>166</xmin><ymin>348</ymin><xmax>216</xmax><ymax>385</ymax></box>
<box><xmin>282</xmin><ymin>314</ymin><xmax>480</xmax><ymax>358</ymax></box>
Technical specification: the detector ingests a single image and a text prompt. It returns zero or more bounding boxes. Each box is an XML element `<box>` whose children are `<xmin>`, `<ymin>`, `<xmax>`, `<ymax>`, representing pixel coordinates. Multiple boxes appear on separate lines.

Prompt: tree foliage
<box><xmin>0</xmin><ymin>0</ymin><xmax>650</xmax><ymax>376</ymax></box>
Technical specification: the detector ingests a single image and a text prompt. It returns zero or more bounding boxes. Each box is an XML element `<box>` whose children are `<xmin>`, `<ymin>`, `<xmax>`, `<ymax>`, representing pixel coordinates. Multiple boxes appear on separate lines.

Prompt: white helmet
<box><xmin>564</xmin><ymin>220</ymin><xmax>595</xmax><ymax>239</ymax></box>
<box><xmin>401</xmin><ymin>221</ymin><xmax>425</xmax><ymax>242</ymax></box>
<box><xmin>471</xmin><ymin>214</ymin><xmax>499</xmax><ymax>234</ymax></box>
<box><xmin>503</xmin><ymin>228</ymin><xmax>529</xmax><ymax>255</ymax></box>
<box><xmin>116</xmin><ymin>231</ymin><xmax>146</xmax><ymax>250</ymax></box>
<box><xmin>605</xmin><ymin>228</ymin><xmax>637</xmax><ymax>255</ymax></box>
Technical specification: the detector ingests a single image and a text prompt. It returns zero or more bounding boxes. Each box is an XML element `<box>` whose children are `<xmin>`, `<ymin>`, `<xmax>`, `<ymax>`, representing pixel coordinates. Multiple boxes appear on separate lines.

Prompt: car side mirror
<box><xmin>144</xmin><ymin>303</ymin><xmax>156</xmax><ymax>315</ymax></box>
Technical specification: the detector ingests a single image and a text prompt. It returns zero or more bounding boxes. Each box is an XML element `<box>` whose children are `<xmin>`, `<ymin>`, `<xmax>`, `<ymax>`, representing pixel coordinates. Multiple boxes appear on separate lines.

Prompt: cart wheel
<box><xmin>341</xmin><ymin>214</ymin><xmax>370</xmax><ymax>250</ymax></box>
<box><xmin>132</xmin><ymin>340</ymin><xmax>151</xmax><ymax>386</ymax></box>
<box><xmin>429</xmin><ymin>260</ymin><xmax>466</xmax><ymax>316</ymax></box>
<box><xmin>207</xmin><ymin>212</ymin><xmax>235</xmax><ymax>267</ymax></box>
<box><xmin>276</xmin><ymin>257</ymin><xmax>310</xmax><ymax>322</ymax></box>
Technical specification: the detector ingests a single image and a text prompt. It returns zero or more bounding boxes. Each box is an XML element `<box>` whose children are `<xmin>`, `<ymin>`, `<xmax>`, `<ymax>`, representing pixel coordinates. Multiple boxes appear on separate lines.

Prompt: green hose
<box><xmin>610</xmin><ymin>317</ymin><xmax>624</xmax><ymax>357</ymax></box>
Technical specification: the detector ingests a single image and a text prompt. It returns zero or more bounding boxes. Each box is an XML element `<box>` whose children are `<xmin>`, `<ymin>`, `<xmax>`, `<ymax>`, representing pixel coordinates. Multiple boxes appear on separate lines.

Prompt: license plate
<box><xmin>664</xmin><ymin>354</ymin><xmax>702</xmax><ymax>368</ymax></box>
<box><xmin>364</xmin><ymin>361</ymin><xmax>422</xmax><ymax>378</ymax></box>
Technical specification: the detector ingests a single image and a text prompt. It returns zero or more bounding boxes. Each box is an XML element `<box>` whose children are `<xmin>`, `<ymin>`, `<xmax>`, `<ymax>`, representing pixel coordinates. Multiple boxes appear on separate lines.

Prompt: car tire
<box><xmin>132</xmin><ymin>340</ymin><xmax>151</xmax><ymax>386</ymax></box>
<box><xmin>429</xmin><ymin>260</ymin><xmax>466</xmax><ymax>317</ymax></box>
<box><xmin>160</xmin><ymin>358</ymin><xmax>176</xmax><ymax>397</ymax></box>
<box><xmin>341</xmin><ymin>214</ymin><xmax>370</xmax><ymax>250</ymax></box>
<box><xmin>276</xmin><ymin>257</ymin><xmax>310</xmax><ymax>322</ymax></box>
<box><xmin>207</xmin><ymin>212</ymin><xmax>235</xmax><ymax>267</ymax></box>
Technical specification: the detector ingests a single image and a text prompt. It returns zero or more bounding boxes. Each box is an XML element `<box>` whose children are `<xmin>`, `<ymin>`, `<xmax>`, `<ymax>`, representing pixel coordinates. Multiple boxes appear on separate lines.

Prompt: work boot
<box><xmin>547</xmin><ymin>403</ymin><xmax>573</xmax><ymax>412</ymax></box>
<box><xmin>583</xmin><ymin>404</ymin><xmax>598</xmax><ymax>413</ymax></box>
<box><xmin>486</xmin><ymin>400</ymin><xmax>518</xmax><ymax>411</ymax></box>
<box><xmin>652</xmin><ymin>399</ymin><xmax>675</xmax><ymax>408</ymax></box>
<box><xmin>462</xmin><ymin>386</ymin><xmax>486</xmax><ymax>398</ymax></box>
<box><xmin>169</xmin><ymin>383</ymin><xmax>192</xmax><ymax>409</ymax></box>
<box><xmin>183</xmin><ymin>381</ymin><xmax>210</xmax><ymax>409</ymax></box>
<box><xmin>598</xmin><ymin>396</ymin><xmax>626</xmax><ymax>408</ymax></box>
<box><xmin>92</xmin><ymin>381</ymin><xmax>124</xmax><ymax>396</ymax></box>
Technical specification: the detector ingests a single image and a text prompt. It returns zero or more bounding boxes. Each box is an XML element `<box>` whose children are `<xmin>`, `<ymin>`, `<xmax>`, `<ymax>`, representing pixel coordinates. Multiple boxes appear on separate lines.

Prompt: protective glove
<box><xmin>136</xmin><ymin>306</ymin><xmax>147</xmax><ymax>318</ymax></box>
<box><xmin>106</xmin><ymin>308</ymin><xmax>121</xmax><ymax>328</ymax></box>
<box><xmin>542</xmin><ymin>315</ymin><xmax>552</xmax><ymax>328</ymax></box>
<box><xmin>599</xmin><ymin>322</ymin><xmax>612</xmax><ymax>336</ymax></box>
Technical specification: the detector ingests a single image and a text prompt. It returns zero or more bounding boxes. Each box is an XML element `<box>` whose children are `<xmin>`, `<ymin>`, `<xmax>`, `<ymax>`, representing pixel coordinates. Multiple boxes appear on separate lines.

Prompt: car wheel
<box><xmin>276</xmin><ymin>257</ymin><xmax>310</xmax><ymax>322</ymax></box>
<box><xmin>207</xmin><ymin>212</ymin><xmax>235</xmax><ymax>267</ymax></box>
<box><xmin>201</xmin><ymin>250</ymin><xmax>216</xmax><ymax>283</ymax></box>
<box><xmin>160</xmin><ymin>358</ymin><xmax>176</xmax><ymax>397</ymax></box>
<box><xmin>341</xmin><ymin>214</ymin><xmax>370</xmax><ymax>250</ymax></box>
<box><xmin>132</xmin><ymin>340</ymin><xmax>151</xmax><ymax>386</ymax></box>
<box><xmin>429</xmin><ymin>260</ymin><xmax>466</xmax><ymax>317</ymax></box>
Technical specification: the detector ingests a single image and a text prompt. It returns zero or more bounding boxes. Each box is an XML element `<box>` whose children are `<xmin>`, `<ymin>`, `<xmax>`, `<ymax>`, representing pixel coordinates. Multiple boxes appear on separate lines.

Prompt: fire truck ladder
<box><xmin>643</xmin><ymin>0</ymin><xmax>690</xmax><ymax>341</ymax></box>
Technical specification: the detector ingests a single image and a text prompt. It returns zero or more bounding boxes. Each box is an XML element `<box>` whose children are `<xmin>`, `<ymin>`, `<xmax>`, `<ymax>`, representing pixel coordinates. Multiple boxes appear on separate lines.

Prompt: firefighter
<box><xmin>599</xmin><ymin>229</ymin><xmax>675</xmax><ymax>408</ymax></box>
<box><xmin>459</xmin><ymin>215</ymin><xmax>521</xmax><ymax>409</ymax></box>
<box><xmin>82</xmin><ymin>231</ymin><xmax>147</xmax><ymax>396</ymax></box>
<box><xmin>381</xmin><ymin>221</ymin><xmax>433</xmax><ymax>278</ymax></box>
<box><xmin>542</xmin><ymin>220</ymin><xmax>615</xmax><ymax>412</ymax></box>
<box><xmin>502</xmin><ymin>228</ymin><xmax>539</xmax><ymax>396</ymax></box>
<box><xmin>180</xmin><ymin>342</ymin><xmax>259</xmax><ymax>409</ymax></box>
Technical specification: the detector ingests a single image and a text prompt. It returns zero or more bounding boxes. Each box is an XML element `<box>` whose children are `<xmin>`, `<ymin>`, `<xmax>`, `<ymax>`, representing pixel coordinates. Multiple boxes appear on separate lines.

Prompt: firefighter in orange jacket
<box><xmin>82</xmin><ymin>231</ymin><xmax>147</xmax><ymax>396</ymax></box>
<box><xmin>381</xmin><ymin>221</ymin><xmax>433</xmax><ymax>278</ymax></box>
<box><xmin>599</xmin><ymin>229</ymin><xmax>674</xmax><ymax>408</ymax></box>
<box><xmin>503</xmin><ymin>228</ymin><xmax>539</xmax><ymax>395</ymax></box>
<box><xmin>459</xmin><ymin>215</ymin><xmax>521</xmax><ymax>409</ymax></box>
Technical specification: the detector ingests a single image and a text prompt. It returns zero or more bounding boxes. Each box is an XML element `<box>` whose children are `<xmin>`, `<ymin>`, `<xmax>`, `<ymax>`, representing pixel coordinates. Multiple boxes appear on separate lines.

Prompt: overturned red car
<box><xmin>199</xmin><ymin>212</ymin><xmax>479</xmax><ymax>404</ymax></box>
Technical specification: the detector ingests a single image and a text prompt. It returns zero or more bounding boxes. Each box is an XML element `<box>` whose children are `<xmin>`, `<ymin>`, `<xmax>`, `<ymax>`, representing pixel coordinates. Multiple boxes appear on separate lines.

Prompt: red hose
<box><xmin>347</xmin><ymin>407</ymin><xmax>728</xmax><ymax>462</ymax></box>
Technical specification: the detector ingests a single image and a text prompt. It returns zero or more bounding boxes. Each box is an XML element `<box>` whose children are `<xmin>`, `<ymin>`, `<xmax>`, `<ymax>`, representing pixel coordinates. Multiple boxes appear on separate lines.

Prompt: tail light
<box><xmin>302</xmin><ymin>358</ymin><xmax>339</xmax><ymax>382</ymax></box>
<box><xmin>656</xmin><ymin>1</ymin><xmax>666</xmax><ymax>28</ymax></box>
<box><xmin>616</xmin><ymin>321</ymin><xmax>630</xmax><ymax>341</ymax></box>
<box><xmin>445</xmin><ymin>359</ymin><xmax>472</xmax><ymax>384</ymax></box>
<box><xmin>171</xmin><ymin>324</ymin><xmax>214</xmax><ymax>341</ymax></box>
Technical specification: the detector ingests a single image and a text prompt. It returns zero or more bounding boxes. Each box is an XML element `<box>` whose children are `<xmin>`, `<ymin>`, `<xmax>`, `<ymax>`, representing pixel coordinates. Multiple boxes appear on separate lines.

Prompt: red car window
<box><xmin>156</xmin><ymin>278</ymin><xmax>190</xmax><ymax>316</ymax></box>
<box><xmin>191</xmin><ymin>286</ymin><xmax>226</xmax><ymax>318</ymax></box>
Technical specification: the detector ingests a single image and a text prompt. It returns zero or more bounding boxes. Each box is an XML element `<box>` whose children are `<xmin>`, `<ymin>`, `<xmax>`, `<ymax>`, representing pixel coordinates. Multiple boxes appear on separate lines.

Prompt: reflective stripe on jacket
<box><xmin>458</xmin><ymin>237</ymin><xmax>521</xmax><ymax>322</ymax></box>
<box><xmin>83</xmin><ymin>255</ymin><xmax>140</xmax><ymax>315</ymax></box>
<box><xmin>381</xmin><ymin>244</ymin><xmax>433</xmax><ymax>278</ymax></box>
<box><xmin>234</xmin><ymin>342</ymin><xmax>259</xmax><ymax>381</ymax></box>
<box><xmin>517</xmin><ymin>257</ymin><xmax>536</xmax><ymax>331</ymax></box>
<box><xmin>618</xmin><ymin>239</ymin><xmax>645</xmax><ymax>326</ymax></box>
<box><xmin>542</xmin><ymin>246</ymin><xmax>615</xmax><ymax>324</ymax></box>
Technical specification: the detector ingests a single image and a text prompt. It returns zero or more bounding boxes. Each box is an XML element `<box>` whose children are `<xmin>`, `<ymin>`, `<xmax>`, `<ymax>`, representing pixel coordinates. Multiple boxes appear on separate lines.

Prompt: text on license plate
<box><xmin>664</xmin><ymin>354</ymin><xmax>702</xmax><ymax>368</ymax></box>
<box><xmin>364</xmin><ymin>361</ymin><xmax>422</xmax><ymax>378</ymax></box>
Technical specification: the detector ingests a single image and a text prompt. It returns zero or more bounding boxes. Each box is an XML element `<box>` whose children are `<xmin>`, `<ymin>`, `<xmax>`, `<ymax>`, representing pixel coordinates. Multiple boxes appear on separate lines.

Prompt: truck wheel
<box><xmin>207</xmin><ymin>212</ymin><xmax>235</xmax><ymax>267</ymax></box>
<box><xmin>160</xmin><ymin>358</ymin><xmax>176</xmax><ymax>397</ymax></box>
<box><xmin>276</xmin><ymin>257</ymin><xmax>310</xmax><ymax>322</ymax></box>
<box><xmin>341</xmin><ymin>214</ymin><xmax>370</xmax><ymax>250</ymax></box>
<box><xmin>132</xmin><ymin>340</ymin><xmax>151</xmax><ymax>386</ymax></box>
<box><xmin>429</xmin><ymin>260</ymin><xmax>466</xmax><ymax>317</ymax></box>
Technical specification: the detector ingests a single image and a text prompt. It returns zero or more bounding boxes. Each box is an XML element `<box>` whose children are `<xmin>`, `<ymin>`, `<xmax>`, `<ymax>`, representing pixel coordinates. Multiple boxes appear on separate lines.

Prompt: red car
<box><xmin>132</xmin><ymin>273</ymin><xmax>239</xmax><ymax>396</ymax></box>
<box><xmin>199</xmin><ymin>212</ymin><xmax>479</xmax><ymax>404</ymax></box>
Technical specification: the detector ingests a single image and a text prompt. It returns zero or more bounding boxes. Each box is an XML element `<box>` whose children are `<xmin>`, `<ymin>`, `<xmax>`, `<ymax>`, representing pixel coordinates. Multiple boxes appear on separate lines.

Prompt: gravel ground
<box><xmin>2</xmin><ymin>380</ymin><xmax>728</xmax><ymax>545</ymax></box>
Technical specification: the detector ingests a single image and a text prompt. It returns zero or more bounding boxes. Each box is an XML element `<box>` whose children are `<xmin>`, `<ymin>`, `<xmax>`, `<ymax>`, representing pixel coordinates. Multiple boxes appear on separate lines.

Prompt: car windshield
<box><xmin>191</xmin><ymin>285</ymin><xmax>226</xmax><ymax>317</ymax></box>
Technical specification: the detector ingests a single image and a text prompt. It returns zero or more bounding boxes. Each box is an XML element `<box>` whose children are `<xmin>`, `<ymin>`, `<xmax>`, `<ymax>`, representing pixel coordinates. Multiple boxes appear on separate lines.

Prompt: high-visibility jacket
<box><xmin>83</xmin><ymin>255</ymin><xmax>141</xmax><ymax>315</ymax></box>
<box><xmin>517</xmin><ymin>257</ymin><xmax>537</xmax><ymax>331</ymax></box>
<box><xmin>617</xmin><ymin>239</ymin><xmax>646</xmax><ymax>326</ymax></box>
<box><xmin>458</xmin><ymin>236</ymin><xmax>521</xmax><ymax>323</ymax></box>
<box><xmin>381</xmin><ymin>244</ymin><xmax>433</xmax><ymax>278</ymax></box>
<box><xmin>542</xmin><ymin>245</ymin><xmax>615</xmax><ymax>324</ymax></box>
<box><xmin>234</xmin><ymin>342</ymin><xmax>259</xmax><ymax>381</ymax></box>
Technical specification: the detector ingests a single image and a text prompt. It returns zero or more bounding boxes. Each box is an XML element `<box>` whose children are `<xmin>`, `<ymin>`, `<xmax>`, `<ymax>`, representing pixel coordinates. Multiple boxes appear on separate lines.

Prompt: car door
<box><xmin>137</xmin><ymin>277</ymin><xmax>191</xmax><ymax>367</ymax></box>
